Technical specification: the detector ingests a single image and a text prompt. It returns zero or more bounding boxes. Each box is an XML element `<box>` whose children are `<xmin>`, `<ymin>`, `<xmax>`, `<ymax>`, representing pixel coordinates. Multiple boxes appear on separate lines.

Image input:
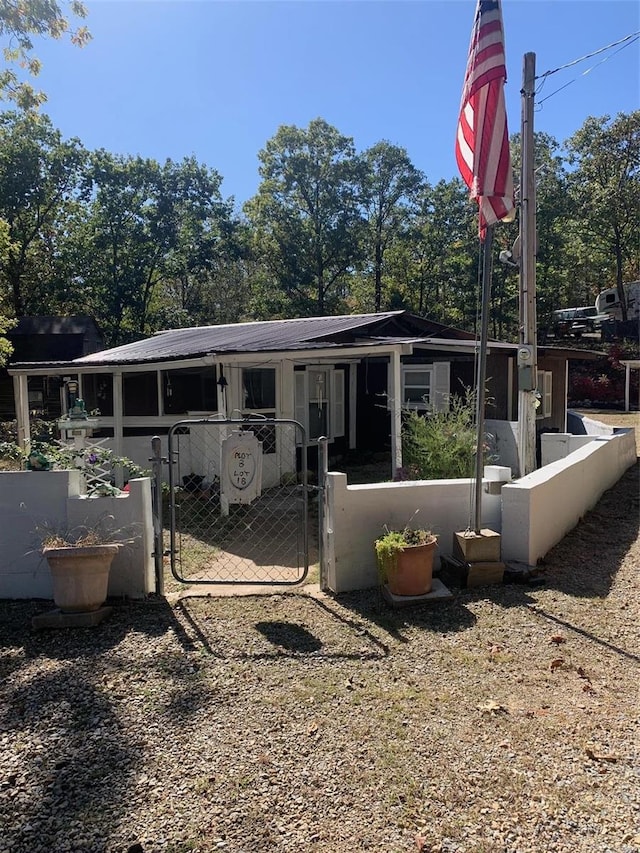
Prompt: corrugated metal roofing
<box><xmin>70</xmin><ymin>311</ymin><xmax>465</xmax><ymax>366</ymax></box>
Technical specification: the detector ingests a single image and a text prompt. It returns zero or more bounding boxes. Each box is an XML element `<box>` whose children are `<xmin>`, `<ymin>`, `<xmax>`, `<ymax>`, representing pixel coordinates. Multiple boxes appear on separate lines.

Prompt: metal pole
<box><xmin>517</xmin><ymin>51</ymin><xmax>538</xmax><ymax>476</ymax></box>
<box><xmin>150</xmin><ymin>436</ymin><xmax>165</xmax><ymax>597</ymax></box>
<box><xmin>317</xmin><ymin>436</ymin><xmax>330</xmax><ymax>591</ymax></box>
<box><xmin>474</xmin><ymin>225</ymin><xmax>495</xmax><ymax>533</ymax></box>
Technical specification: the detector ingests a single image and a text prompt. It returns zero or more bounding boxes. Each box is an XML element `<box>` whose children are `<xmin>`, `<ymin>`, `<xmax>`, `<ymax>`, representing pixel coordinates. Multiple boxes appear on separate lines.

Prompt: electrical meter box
<box><xmin>221</xmin><ymin>430</ymin><xmax>263</xmax><ymax>505</ymax></box>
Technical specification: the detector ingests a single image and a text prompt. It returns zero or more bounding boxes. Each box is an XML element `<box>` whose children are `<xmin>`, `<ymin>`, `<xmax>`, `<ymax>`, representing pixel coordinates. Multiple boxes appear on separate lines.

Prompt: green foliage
<box><xmin>399</xmin><ymin>390</ymin><xmax>495</xmax><ymax>481</ymax></box>
<box><xmin>79</xmin><ymin>151</ymin><xmax>237</xmax><ymax>343</ymax></box>
<box><xmin>0</xmin><ymin>433</ymin><xmax>148</xmax><ymax>490</ymax></box>
<box><xmin>0</xmin><ymin>310</ymin><xmax>14</xmax><ymax>366</ymax></box>
<box><xmin>565</xmin><ymin>112</ymin><xmax>640</xmax><ymax>319</ymax></box>
<box><xmin>0</xmin><ymin>108</ymin><xmax>637</xmax><ymax>344</ymax></box>
<box><xmin>374</xmin><ymin>526</ymin><xmax>437</xmax><ymax>584</ymax></box>
<box><xmin>0</xmin><ymin>110</ymin><xmax>88</xmax><ymax>316</ymax></box>
<box><xmin>244</xmin><ymin>118</ymin><xmax>364</xmax><ymax>315</ymax></box>
<box><xmin>0</xmin><ymin>0</ymin><xmax>90</xmax><ymax>110</ymax></box>
<box><xmin>358</xmin><ymin>141</ymin><xmax>424</xmax><ymax>312</ymax></box>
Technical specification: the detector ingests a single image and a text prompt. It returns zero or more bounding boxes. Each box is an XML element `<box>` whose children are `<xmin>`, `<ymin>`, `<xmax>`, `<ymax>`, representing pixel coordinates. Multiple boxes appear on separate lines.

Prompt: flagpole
<box><xmin>473</xmin><ymin>224</ymin><xmax>494</xmax><ymax>533</ymax></box>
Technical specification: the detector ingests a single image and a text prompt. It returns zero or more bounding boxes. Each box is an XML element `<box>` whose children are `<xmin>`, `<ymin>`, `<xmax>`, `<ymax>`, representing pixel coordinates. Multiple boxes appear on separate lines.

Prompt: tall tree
<box><xmin>245</xmin><ymin>118</ymin><xmax>363</xmax><ymax>316</ymax></box>
<box><xmin>358</xmin><ymin>141</ymin><xmax>423</xmax><ymax>311</ymax></box>
<box><xmin>385</xmin><ymin>178</ymin><xmax>480</xmax><ymax>330</ymax></box>
<box><xmin>80</xmin><ymin>152</ymin><xmax>235</xmax><ymax>344</ymax></box>
<box><xmin>0</xmin><ymin>110</ymin><xmax>87</xmax><ymax>316</ymax></box>
<box><xmin>0</xmin><ymin>0</ymin><xmax>90</xmax><ymax>110</ymax></box>
<box><xmin>565</xmin><ymin>111</ymin><xmax>640</xmax><ymax>320</ymax></box>
<box><xmin>0</xmin><ymin>1</ymin><xmax>90</xmax><ymax>359</ymax></box>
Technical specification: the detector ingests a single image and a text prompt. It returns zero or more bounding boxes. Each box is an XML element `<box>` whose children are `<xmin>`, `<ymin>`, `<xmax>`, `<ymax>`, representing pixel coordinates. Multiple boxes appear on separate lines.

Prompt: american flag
<box><xmin>455</xmin><ymin>0</ymin><xmax>515</xmax><ymax>239</ymax></box>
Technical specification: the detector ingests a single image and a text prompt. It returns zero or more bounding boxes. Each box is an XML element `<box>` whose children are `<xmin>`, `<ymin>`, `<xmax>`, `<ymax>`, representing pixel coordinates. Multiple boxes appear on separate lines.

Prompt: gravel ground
<box><xmin>1</xmin><ymin>459</ymin><xmax>639</xmax><ymax>852</ymax></box>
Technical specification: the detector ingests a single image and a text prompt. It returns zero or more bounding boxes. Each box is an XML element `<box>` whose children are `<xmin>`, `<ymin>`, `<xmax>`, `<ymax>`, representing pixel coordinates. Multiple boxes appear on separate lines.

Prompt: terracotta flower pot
<box><xmin>386</xmin><ymin>540</ymin><xmax>436</xmax><ymax>596</ymax></box>
<box><xmin>43</xmin><ymin>544</ymin><xmax>119</xmax><ymax>613</ymax></box>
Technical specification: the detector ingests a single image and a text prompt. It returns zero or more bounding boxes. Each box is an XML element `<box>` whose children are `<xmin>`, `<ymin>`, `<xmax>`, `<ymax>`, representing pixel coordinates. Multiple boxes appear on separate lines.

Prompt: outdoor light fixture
<box><xmin>217</xmin><ymin>375</ymin><xmax>228</xmax><ymax>390</ymax></box>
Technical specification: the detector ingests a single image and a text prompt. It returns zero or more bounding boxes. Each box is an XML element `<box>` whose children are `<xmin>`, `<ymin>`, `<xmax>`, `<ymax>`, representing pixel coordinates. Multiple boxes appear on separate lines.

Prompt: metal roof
<box><xmin>7</xmin><ymin>312</ymin><xmax>603</xmax><ymax>372</ymax></box>
<box><xmin>65</xmin><ymin>311</ymin><xmax>472</xmax><ymax>367</ymax></box>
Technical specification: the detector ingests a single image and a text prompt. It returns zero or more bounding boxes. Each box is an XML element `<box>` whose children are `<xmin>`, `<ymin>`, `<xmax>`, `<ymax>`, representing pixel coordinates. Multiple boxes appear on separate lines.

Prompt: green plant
<box><xmin>398</xmin><ymin>388</ymin><xmax>496</xmax><ymax>480</ymax></box>
<box><xmin>374</xmin><ymin>526</ymin><xmax>437</xmax><ymax>584</ymax></box>
<box><xmin>0</xmin><ymin>435</ymin><xmax>149</xmax><ymax>491</ymax></box>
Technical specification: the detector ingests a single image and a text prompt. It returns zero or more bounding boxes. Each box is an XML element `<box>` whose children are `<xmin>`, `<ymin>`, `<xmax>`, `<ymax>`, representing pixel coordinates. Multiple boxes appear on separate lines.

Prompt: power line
<box><xmin>534</xmin><ymin>31</ymin><xmax>639</xmax><ymax>107</ymax></box>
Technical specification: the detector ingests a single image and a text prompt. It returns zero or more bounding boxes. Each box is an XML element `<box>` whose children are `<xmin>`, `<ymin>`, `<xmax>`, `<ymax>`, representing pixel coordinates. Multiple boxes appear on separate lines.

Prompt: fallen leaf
<box><xmin>306</xmin><ymin>721</ymin><xmax>319</xmax><ymax>736</ymax></box>
<box><xmin>576</xmin><ymin>666</ymin><xmax>590</xmax><ymax>680</ymax></box>
<box><xmin>414</xmin><ymin>835</ymin><xmax>428</xmax><ymax>852</ymax></box>
<box><xmin>550</xmin><ymin>634</ymin><xmax>567</xmax><ymax>645</ymax></box>
<box><xmin>477</xmin><ymin>700</ymin><xmax>508</xmax><ymax>715</ymax></box>
<box><xmin>550</xmin><ymin>658</ymin><xmax>565</xmax><ymax>671</ymax></box>
<box><xmin>585</xmin><ymin>747</ymin><xmax>619</xmax><ymax>763</ymax></box>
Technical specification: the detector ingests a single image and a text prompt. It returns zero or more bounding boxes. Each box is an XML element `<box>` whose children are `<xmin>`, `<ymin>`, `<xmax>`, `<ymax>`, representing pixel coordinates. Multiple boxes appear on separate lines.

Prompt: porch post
<box><xmin>113</xmin><ymin>372</ymin><xmax>124</xmax><ymax>486</ymax></box>
<box><xmin>624</xmin><ymin>362</ymin><xmax>631</xmax><ymax>413</ymax></box>
<box><xmin>13</xmin><ymin>373</ymin><xmax>30</xmax><ymax>448</ymax></box>
<box><xmin>389</xmin><ymin>349</ymin><xmax>402</xmax><ymax>478</ymax></box>
<box><xmin>349</xmin><ymin>364</ymin><xmax>357</xmax><ymax>450</ymax></box>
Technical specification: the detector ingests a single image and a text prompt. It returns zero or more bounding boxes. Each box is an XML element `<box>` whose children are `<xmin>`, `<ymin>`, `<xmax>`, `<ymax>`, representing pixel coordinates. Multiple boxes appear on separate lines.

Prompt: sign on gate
<box><xmin>221</xmin><ymin>430</ymin><xmax>263</xmax><ymax>505</ymax></box>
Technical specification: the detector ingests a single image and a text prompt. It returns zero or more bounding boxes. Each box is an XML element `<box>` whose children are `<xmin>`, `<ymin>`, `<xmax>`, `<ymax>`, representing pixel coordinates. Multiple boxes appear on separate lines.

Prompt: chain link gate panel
<box><xmin>166</xmin><ymin>418</ymin><xmax>311</xmax><ymax>585</ymax></box>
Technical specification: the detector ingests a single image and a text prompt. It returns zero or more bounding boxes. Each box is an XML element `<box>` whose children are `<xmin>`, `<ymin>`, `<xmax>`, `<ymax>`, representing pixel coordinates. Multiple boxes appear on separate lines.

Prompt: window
<box><xmin>123</xmin><ymin>372</ymin><xmax>158</xmax><ymax>416</ymax></box>
<box><xmin>294</xmin><ymin>367</ymin><xmax>345</xmax><ymax>443</ymax></box>
<box><xmin>242</xmin><ymin>368</ymin><xmax>277</xmax><ymax>454</ymax></box>
<box><xmin>403</xmin><ymin>367</ymin><xmax>432</xmax><ymax>409</ymax></box>
<box><xmin>243</xmin><ymin>368</ymin><xmax>276</xmax><ymax>410</ymax></box>
<box><xmin>401</xmin><ymin>362</ymin><xmax>450</xmax><ymax>412</ymax></box>
<box><xmin>81</xmin><ymin>374</ymin><xmax>113</xmax><ymax>416</ymax></box>
<box><xmin>163</xmin><ymin>367</ymin><xmax>216</xmax><ymax>415</ymax></box>
<box><xmin>536</xmin><ymin>370</ymin><xmax>553</xmax><ymax>419</ymax></box>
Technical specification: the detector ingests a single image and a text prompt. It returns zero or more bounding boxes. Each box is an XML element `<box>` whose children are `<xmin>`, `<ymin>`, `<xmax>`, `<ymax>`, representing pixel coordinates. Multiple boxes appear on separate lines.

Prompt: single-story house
<box><xmin>8</xmin><ymin>311</ymin><xmax>597</xmax><ymax>478</ymax></box>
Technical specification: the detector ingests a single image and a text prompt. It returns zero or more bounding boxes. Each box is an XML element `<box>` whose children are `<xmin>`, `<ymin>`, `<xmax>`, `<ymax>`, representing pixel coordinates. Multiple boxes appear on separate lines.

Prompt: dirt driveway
<box><xmin>1</xmin><ymin>456</ymin><xmax>639</xmax><ymax>852</ymax></box>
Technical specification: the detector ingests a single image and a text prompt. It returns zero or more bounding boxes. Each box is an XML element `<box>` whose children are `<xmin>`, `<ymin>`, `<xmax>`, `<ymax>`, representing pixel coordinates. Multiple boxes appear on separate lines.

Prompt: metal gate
<box><xmin>157</xmin><ymin>418</ymin><xmax>311</xmax><ymax>586</ymax></box>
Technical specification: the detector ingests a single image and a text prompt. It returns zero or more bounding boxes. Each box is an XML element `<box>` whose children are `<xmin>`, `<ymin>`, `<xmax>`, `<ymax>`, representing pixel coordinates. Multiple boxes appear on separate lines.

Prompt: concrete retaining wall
<box><xmin>0</xmin><ymin>471</ymin><xmax>155</xmax><ymax>601</ymax></box>
<box><xmin>324</xmin><ymin>429</ymin><xmax>636</xmax><ymax>593</ymax></box>
<box><xmin>324</xmin><ymin>467</ymin><xmax>506</xmax><ymax>593</ymax></box>
<box><xmin>501</xmin><ymin>429</ymin><xmax>636</xmax><ymax>566</ymax></box>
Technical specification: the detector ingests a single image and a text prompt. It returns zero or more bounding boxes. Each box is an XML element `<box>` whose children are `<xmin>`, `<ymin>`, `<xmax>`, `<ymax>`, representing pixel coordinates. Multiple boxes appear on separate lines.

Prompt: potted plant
<box><xmin>41</xmin><ymin>520</ymin><xmax>123</xmax><ymax>613</ymax></box>
<box><xmin>375</xmin><ymin>526</ymin><xmax>438</xmax><ymax>596</ymax></box>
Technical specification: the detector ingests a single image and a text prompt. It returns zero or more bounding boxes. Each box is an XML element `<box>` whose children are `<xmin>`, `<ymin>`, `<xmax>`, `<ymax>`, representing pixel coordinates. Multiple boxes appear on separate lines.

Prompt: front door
<box><xmin>295</xmin><ymin>366</ymin><xmax>345</xmax><ymax>444</ymax></box>
<box><xmin>307</xmin><ymin>367</ymin><xmax>329</xmax><ymax>441</ymax></box>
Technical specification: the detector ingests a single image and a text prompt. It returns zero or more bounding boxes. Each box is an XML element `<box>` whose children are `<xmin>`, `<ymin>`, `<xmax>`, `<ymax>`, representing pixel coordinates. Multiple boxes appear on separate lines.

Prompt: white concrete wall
<box><xmin>0</xmin><ymin>471</ymin><xmax>155</xmax><ymax>601</ymax></box>
<box><xmin>541</xmin><ymin>433</ymin><xmax>597</xmax><ymax>466</ymax></box>
<box><xmin>568</xmin><ymin>411</ymin><xmax>616</xmax><ymax>436</ymax></box>
<box><xmin>324</xmin><ymin>470</ymin><xmax>505</xmax><ymax>593</ymax></box>
<box><xmin>501</xmin><ymin>429</ymin><xmax>636</xmax><ymax>567</ymax></box>
<box><xmin>486</xmin><ymin>419</ymin><xmax>520</xmax><ymax>474</ymax></box>
<box><xmin>324</xmin><ymin>428</ymin><xmax>636</xmax><ymax>593</ymax></box>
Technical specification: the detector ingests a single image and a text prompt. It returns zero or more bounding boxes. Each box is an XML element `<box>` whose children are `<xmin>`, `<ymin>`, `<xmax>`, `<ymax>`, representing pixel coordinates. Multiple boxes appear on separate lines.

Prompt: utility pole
<box><xmin>517</xmin><ymin>52</ymin><xmax>538</xmax><ymax>477</ymax></box>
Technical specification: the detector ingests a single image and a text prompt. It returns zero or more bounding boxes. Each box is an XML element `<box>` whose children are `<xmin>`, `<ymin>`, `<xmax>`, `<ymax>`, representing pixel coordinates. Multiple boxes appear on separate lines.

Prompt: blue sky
<box><xmin>29</xmin><ymin>0</ymin><xmax>640</xmax><ymax>209</ymax></box>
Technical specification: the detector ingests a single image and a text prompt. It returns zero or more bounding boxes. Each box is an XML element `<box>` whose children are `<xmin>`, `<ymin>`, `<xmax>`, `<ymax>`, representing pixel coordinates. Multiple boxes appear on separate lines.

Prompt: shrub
<box><xmin>568</xmin><ymin>342</ymin><xmax>639</xmax><ymax>407</ymax></box>
<box><xmin>0</xmin><ymin>434</ymin><xmax>148</xmax><ymax>492</ymax></box>
<box><xmin>399</xmin><ymin>390</ymin><xmax>496</xmax><ymax>480</ymax></box>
